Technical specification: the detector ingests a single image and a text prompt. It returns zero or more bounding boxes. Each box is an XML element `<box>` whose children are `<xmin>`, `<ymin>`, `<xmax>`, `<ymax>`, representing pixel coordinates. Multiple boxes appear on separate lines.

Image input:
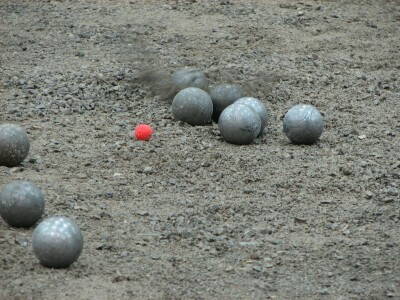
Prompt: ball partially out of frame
<box><xmin>0</xmin><ymin>181</ymin><xmax>44</xmax><ymax>228</ymax></box>
<box><xmin>283</xmin><ymin>104</ymin><xmax>324</xmax><ymax>145</ymax></box>
<box><xmin>172</xmin><ymin>87</ymin><xmax>213</xmax><ymax>125</ymax></box>
<box><xmin>218</xmin><ymin>103</ymin><xmax>261</xmax><ymax>145</ymax></box>
<box><xmin>32</xmin><ymin>216</ymin><xmax>84</xmax><ymax>269</ymax></box>
<box><xmin>235</xmin><ymin>97</ymin><xmax>268</xmax><ymax>136</ymax></box>
<box><xmin>0</xmin><ymin>123</ymin><xmax>30</xmax><ymax>167</ymax></box>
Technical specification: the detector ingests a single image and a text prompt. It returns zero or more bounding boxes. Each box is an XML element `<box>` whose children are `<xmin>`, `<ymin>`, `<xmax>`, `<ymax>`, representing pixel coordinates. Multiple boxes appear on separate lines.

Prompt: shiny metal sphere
<box><xmin>283</xmin><ymin>104</ymin><xmax>324</xmax><ymax>145</ymax></box>
<box><xmin>210</xmin><ymin>84</ymin><xmax>244</xmax><ymax>121</ymax></box>
<box><xmin>235</xmin><ymin>97</ymin><xmax>268</xmax><ymax>136</ymax></box>
<box><xmin>218</xmin><ymin>103</ymin><xmax>261</xmax><ymax>145</ymax></box>
<box><xmin>171</xmin><ymin>68</ymin><xmax>209</xmax><ymax>92</ymax></box>
<box><xmin>32</xmin><ymin>216</ymin><xmax>83</xmax><ymax>268</ymax></box>
<box><xmin>0</xmin><ymin>181</ymin><xmax>44</xmax><ymax>228</ymax></box>
<box><xmin>172</xmin><ymin>87</ymin><xmax>213</xmax><ymax>125</ymax></box>
<box><xmin>0</xmin><ymin>123</ymin><xmax>30</xmax><ymax>167</ymax></box>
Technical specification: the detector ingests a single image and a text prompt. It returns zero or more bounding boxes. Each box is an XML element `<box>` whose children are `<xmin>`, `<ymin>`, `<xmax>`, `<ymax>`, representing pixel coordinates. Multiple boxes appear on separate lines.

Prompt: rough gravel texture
<box><xmin>1</xmin><ymin>0</ymin><xmax>400</xmax><ymax>299</ymax></box>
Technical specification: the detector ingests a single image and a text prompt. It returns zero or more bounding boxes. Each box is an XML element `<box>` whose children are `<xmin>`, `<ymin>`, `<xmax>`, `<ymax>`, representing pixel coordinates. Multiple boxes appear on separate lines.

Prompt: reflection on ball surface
<box><xmin>0</xmin><ymin>123</ymin><xmax>30</xmax><ymax>167</ymax></box>
<box><xmin>210</xmin><ymin>84</ymin><xmax>244</xmax><ymax>121</ymax></box>
<box><xmin>283</xmin><ymin>104</ymin><xmax>324</xmax><ymax>145</ymax></box>
<box><xmin>0</xmin><ymin>181</ymin><xmax>44</xmax><ymax>228</ymax></box>
<box><xmin>172</xmin><ymin>87</ymin><xmax>213</xmax><ymax>125</ymax></box>
<box><xmin>32</xmin><ymin>216</ymin><xmax>84</xmax><ymax>268</ymax></box>
<box><xmin>218</xmin><ymin>103</ymin><xmax>261</xmax><ymax>145</ymax></box>
<box><xmin>235</xmin><ymin>97</ymin><xmax>268</xmax><ymax>136</ymax></box>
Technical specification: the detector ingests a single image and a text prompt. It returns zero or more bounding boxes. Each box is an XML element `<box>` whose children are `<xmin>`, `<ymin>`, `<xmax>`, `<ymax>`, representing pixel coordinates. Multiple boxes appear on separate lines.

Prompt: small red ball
<box><xmin>134</xmin><ymin>124</ymin><xmax>153</xmax><ymax>141</ymax></box>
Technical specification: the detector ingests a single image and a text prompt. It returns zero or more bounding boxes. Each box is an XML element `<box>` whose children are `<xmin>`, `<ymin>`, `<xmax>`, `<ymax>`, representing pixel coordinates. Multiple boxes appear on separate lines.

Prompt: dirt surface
<box><xmin>1</xmin><ymin>0</ymin><xmax>400</xmax><ymax>299</ymax></box>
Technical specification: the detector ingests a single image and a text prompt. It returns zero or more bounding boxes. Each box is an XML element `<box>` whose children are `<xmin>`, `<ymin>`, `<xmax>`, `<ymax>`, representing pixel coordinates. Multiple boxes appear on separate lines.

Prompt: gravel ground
<box><xmin>1</xmin><ymin>0</ymin><xmax>400</xmax><ymax>299</ymax></box>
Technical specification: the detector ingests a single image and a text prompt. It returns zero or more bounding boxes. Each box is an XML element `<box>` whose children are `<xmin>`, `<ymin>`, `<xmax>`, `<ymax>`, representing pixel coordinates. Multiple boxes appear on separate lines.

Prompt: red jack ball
<box><xmin>134</xmin><ymin>124</ymin><xmax>153</xmax><ymax>141</ymax></box>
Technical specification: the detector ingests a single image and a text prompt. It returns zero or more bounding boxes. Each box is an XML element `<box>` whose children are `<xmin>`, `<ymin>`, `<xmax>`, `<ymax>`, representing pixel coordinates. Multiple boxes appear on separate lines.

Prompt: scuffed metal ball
<box><xmin>218</xmin><ymin>103</ymin><xmax>261</xmax><ymax>145</ymax></box>
<box><xmin>0</xmin><ymin>181</ymin><xmax>44</xmax><ymax>228</ymax></box>
<box><xmin>235</xmin><ymin>97</ymin><xmax>268</xmax><ymax>136</ymax></box>
<box><xmin>171</xmin><ymin>68</ymin><xmax>209</xmax><ymax>92</ymax></box>
<box><xmin>32</xmin><ymin>216</ymin><xmax>83</xmax><ymax>268</ymax></box>
<box><xmin>0</xmin><ymin>123</ymin><xmax>30</xmax><ymax>167</ymax></box>
<box><xmin>210</xmin><ymin>84</ymin><xmax>245</xmax><ymax>121</ymax></box>
<box><xmin>172</xmin><ymin>87</ymin><xmax>213</xmax><ymax>125</ymax></box>
<box><xmin>283</xmin><ymin>104</ymin><xmax>324</xmax><ymax>145</ymax></box>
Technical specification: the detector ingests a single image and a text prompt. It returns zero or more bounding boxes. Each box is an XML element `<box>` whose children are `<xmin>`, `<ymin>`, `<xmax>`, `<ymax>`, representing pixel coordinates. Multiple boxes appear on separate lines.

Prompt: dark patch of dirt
<box><xmin>1</xmin><ymin>0</ymin><xmax>399</xmax><ymax>299</ymax></box>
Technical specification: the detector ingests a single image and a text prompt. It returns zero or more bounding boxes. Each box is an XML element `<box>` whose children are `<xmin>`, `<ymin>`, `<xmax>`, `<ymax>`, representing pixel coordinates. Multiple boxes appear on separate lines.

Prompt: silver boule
<box><xmin>218</xmin><ymin>103</ymin><xmax>261</xmax><ymax>145</ymax></box>
<box><xmin>235</xmin><ymin>97</ymin><xmax>268</xmax><ymax>136</ymax></box>
<box><xmin>32</xmin><ymin>216</ymin><xmax>83</xmax><ymax>268</ymax></box>
<box><xmin>0</xmin><ymin>181</ymin><xmax>44</xmax><ymax>228</ymax></box>
<box><xmin>209</xmin><ymin>84</ymin><xmax>245</xmax><ymax>121</ymax></box>
<box><xmin>0</xmin><ymin>123</ymin><xmax>30</xmax><ymax>167</ymax></box>
<box><xmin>172</xmin><ymin>87</ymin><xmax>213</xmax><ymax>125</ymax></box>
<box><xmin>283</xmin><ymin>104</ymin><xmax>324</xmax><ymax>145</ymax></box>
<box><xmin>171</xmin><ymin>68</ymin><xmax>209</xmax><ymax>92</ymax></box>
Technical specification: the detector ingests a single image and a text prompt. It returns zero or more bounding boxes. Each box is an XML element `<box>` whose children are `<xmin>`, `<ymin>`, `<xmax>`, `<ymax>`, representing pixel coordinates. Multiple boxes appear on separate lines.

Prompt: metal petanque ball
<box><xmin>0</xmin><ymin>181</ymin><xmax>44</xmax><ymax>228</ymax></box>
<box><xmin>209</xmin><ymin>83</ymin><xmax>245</xmax><ymax>121</ymax></box>
<box><xmin>171</xmin><ymin>68</ymin><xmax>209</xmax><ymax>92</ymax></box>
<box><xmin>283</xmin><ymin>104</ymin><xmax>324</xmax><ymax>145</ymax></box>
<box><xmin>32</xmin><ymin>216</ymin><xmax>83</xmax><ymax>269</ymax></box>
<box><xmin>235</xmin><ymin>97</ymin><xmax>268</xmax><ymax>136</ymax></box>
<box><xmin>172</xmin><ymin>87</ymin><xmax>213</xmax><ymax>125</ymax></box>
<box><xmin>218</xmin><ymin>103</ymin><xmax>261</xmax><ymax>145</ymax></box>
<box><xmin>0</xmin><ymin>123</ymin><xmax>30</xmax><ymax>167</ymax></box>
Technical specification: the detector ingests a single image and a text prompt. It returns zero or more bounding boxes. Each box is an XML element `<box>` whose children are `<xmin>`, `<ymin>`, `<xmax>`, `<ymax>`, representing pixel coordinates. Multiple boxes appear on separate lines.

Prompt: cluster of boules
<box><xmin>143</xmin><ymin>67</ymin><xmax>324</xmax><ymax>145</ymax></box>
<box><xmin>0</xmin><ymin>123</ymin><xmax>83</xmax><ymax>269</ymax></box>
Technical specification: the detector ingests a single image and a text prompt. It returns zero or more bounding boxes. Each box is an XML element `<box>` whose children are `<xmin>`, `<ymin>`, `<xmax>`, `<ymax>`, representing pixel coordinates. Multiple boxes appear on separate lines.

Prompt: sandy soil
<box><xmin>1</xmin><ymin>0</ymin><xmax>399</xmax><ymax>299</ymax></box>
